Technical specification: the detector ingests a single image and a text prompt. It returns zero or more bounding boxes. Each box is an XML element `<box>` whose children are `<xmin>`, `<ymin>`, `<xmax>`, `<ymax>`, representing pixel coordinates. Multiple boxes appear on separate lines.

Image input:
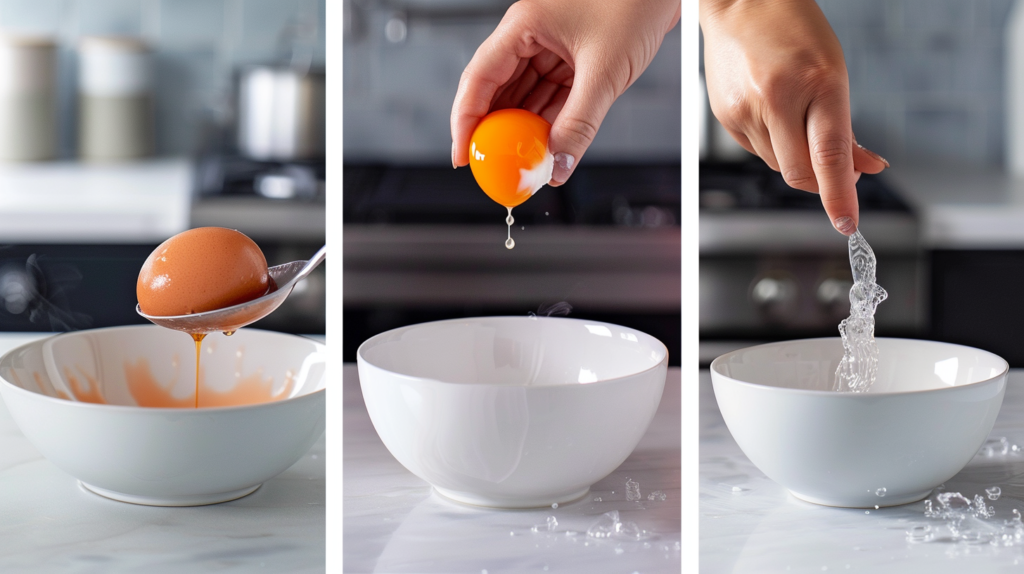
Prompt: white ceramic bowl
<box><xmin>0</xmin><ymin>325</ymin><xmax>325</xmax><ymax>506</ymax></box>
<box><xmin>711</xmin><ymin>338</ymin><xmax>1008</xmax><ymax>508</ymax></box>
<box><xmin>357</xmin><ymin>316</ymin><xmax>668</xmax><ymax>508</ymax></box>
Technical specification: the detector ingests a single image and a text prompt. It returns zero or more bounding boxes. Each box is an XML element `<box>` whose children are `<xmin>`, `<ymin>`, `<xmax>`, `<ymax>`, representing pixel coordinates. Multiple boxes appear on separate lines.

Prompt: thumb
<box><xmin>546</xmin><ymin>59</ymin><xmax>618</xmax><ymax>186</ymax></box>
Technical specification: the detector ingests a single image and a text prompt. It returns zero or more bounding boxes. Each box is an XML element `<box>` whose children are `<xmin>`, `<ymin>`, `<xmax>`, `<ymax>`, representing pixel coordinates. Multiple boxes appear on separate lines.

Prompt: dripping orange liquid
<box><xmin>191</xmin><ymin>333</ymin><xmax>206</xmax><ymax>408</ymax></box>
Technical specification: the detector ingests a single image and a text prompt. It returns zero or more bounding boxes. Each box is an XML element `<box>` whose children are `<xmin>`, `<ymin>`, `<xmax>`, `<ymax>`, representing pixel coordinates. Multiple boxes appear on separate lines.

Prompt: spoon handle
<box><xmin>297</xmin><ymin>245</ymin><xmax>327</xmax><ymax>280</ymax></box>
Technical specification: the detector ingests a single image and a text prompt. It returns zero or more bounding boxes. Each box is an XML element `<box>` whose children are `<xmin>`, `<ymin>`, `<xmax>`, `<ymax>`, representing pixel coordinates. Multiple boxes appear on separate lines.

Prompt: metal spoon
<box><xmin>137</xmin><ymin>245</ymin><xmax>326</xmax><ymax>334</ymax></box>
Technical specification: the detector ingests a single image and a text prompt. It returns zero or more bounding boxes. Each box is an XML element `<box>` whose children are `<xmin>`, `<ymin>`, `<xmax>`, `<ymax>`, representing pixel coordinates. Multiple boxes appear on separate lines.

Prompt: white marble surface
<box><xmin>0</xmin><ymin>333</ymin><xmax>325</xmax><ymax>573</ymax></box>
<box><xmin>343</xmin><ymin>364</ymin><xmax>681</xmax><ymax>573</ymax></box>
<box><xmin>701</xmin><ymin>369</ymin><xmax>1024</xmax><ymax>573</ymax></box>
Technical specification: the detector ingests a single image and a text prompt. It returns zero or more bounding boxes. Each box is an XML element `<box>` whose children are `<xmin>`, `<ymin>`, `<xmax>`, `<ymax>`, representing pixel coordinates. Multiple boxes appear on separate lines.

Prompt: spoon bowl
<box><xmin>138</xmin><ymin>245</ymin><xmax>326</xmax><ymax>334</ymax></box>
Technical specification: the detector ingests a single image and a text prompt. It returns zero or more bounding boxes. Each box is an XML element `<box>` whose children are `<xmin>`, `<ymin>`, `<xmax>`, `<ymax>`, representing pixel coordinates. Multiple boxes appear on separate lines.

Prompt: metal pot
<box><xmin>237</xmin><ymin>65</ymin><xmax>324</xmax><ymax>161</ymax></box>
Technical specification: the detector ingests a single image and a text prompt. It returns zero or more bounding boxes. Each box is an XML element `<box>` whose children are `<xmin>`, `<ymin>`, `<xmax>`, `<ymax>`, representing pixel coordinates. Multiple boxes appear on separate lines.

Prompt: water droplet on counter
<box><xmin>531</xmin><ymin>516</ymin><xmax>558</xmax><ymax>533</ymax></box>
<box><xmin>626</xmin><ymin>478</ymin><xmax>641</xmax><ymax>502</ymax></box>
<box><xmin>552</xmin><ymin>503</ymin><xmax>558</xmax><ymax>509</ymax></box>
<box><xmin>875</xmin><ymin>488</ymin><xmax>887</xmax><ymax>497</ymax></box>
<box><xmin>907</xmin><ymin>525</ymin><xmax>932</xmax><ymax>543</ymax></box>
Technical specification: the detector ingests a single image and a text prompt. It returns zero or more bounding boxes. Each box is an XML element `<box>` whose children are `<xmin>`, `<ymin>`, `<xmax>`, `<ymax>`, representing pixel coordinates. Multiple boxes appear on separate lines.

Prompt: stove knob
<box><xmin>817</xmin><ymin>278</ymin><xmax>853</xmax><ymax>308</ymax></box>
<box><xmin>751</xmin><ymin>275</ymin><xmax>797</xmax><ymax>307</ymax></box>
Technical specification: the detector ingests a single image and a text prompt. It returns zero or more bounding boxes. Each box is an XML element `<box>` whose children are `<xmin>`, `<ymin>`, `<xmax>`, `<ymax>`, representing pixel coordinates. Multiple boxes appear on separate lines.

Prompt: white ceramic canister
<box><xmin>78</xmin><ymin>36</ymin><xmax>152</xmax><ymax>161</ymax></box>
<box><xmin>0</xmin><ymin>35</ymin><xmax>57</xmax><ymax>162</ymax></box>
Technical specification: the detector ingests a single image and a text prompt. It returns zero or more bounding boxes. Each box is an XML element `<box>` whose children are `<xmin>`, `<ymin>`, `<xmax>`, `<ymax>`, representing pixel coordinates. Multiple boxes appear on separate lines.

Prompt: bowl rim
<box><xmin>710</xmin><ymin>336</ymin><xmax>1009</xmax><ymax>397</ymax></box>
<box><xmin>356</xmin><ymin>315</ymin><xmax>669</xmax><ymax>389</ymax></box>
<box><xmin>0</xmin><ymin>325</ymin><xmax>326</xmax><ymax>413</ymax></box>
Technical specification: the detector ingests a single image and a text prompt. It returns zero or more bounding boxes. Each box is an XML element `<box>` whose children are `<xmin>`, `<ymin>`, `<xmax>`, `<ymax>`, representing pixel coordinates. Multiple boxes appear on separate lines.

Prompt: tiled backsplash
<box><xmin>701</xmin><ymin>0</ymin><xmax>1014</xmax><ymax>169</ymax></box>
<box><xmin>342</xmin><ymin>1</ymin><xmax>682</xmax><ymax>165</ymax></box>
<box><xmin>0</xmin><ymin>0</ymin><xmax>325</xmax><ymax>157</ymax></box>
<box><xmin>820</xmin><ymin>0</ymin><xmax>1014</xmax><ymax>168</ymax></box>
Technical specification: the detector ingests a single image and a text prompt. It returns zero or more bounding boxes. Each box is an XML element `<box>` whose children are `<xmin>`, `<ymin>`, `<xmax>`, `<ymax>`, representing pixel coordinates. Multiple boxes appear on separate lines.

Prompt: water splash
<box><xmin>647</xmin><ymin>490</ymin><xmax>667</xmax><ymax>502</ymax></box>
<box><xmin>834</xmin><ymin>230</ymin><xmax>888</xmax><ymax>392</ymax></box>
<box><xmin>626</xmin><ymin>478</ymin><xmax>641</xmax><ymax>502</ymax></box>
<box><xmin>586</xmin><ymin>511</ymin><xmax>653</xmax><ymax>541</ymax></box>
<box><xmin>980</xmin><ymin>437</ymin><xmax>1012</xmax><ymax>457</ymax></box>
<box><xmin>917</xmin><ymin>489</ymin><xmax>1021</xmax><ymax>545</ymax></box>
<box><xmin>987</xmin><ymin>487</ymin><xmax>1002</xmax><ymax>501</ymax></box>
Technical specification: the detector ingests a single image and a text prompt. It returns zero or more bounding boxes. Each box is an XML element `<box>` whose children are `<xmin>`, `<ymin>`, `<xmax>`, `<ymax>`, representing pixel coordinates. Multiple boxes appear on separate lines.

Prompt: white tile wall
<box><xmin>342</xmin><ymin>2</ymin><xmax>682</xmax><ymax>164</ymax></box>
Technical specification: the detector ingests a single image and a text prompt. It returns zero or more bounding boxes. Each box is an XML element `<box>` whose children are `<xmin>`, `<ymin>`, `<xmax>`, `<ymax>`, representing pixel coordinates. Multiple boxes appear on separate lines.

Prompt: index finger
<box><xmin>806</xmin><ymin>89</ymin><xmax>859</xmax><ymax>235</ymax></box>
<box><xmin>451</xmin><ymin>18</ymin><xmax>543</xmax><ymax>167</ymax></box>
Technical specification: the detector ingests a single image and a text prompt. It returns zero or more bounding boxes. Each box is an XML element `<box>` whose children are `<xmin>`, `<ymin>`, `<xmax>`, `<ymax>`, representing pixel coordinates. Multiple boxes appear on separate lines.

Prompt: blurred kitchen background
<box><xmin>700</xmin><ymin>0</ymin><xmax>1024</xmax><ymax>366</ymax></box>
<box><xmin>343</xmin><ymin>0</ymin><xmax>681</xmax><ymax>364</ymax></box>
<box><xmin>0</xmin><ymin>0</ymin><xmax>325</xmax><ymax>336</ymax></box>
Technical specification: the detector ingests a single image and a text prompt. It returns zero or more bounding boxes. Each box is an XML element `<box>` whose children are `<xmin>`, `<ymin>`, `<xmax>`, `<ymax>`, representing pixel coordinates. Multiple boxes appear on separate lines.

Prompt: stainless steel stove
<box><xmin>343</xmin><ymin>162</ymin><xmax>682</xmax><ymax>365</ymax></box>
<box><xmin>699</xmin><ymin>160</ymin><xmax>922</xmax><ymax>364</ymax></box>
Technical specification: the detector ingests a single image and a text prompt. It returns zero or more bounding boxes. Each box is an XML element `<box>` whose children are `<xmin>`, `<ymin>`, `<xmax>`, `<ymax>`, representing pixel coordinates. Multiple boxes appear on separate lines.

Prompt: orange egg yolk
<box><xmin>468</xmin><ymin>108</ymin><xmax>553</xmax><ymax>208</ymax></box>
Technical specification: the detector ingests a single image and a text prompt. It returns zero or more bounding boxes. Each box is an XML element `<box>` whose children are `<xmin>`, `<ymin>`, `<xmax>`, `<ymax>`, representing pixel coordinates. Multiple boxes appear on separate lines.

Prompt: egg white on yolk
<box><xmin>519</xmin><ymin>151</ymin><xmax>554</xmax><ymax>196</ymax></box>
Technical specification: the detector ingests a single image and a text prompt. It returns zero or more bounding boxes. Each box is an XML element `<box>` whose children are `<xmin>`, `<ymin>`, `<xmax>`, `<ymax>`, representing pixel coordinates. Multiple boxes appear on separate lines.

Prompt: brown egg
<box><xmin>137</xmin><ymin>227</ymin><xmax>271</xmax><ymax>317</ymax></box>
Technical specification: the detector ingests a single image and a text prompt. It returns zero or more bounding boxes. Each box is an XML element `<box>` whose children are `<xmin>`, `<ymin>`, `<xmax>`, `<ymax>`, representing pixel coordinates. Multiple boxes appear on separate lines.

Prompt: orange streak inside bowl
<box><xmin>18</xmin><ymin>358</ymin><xmax>296</xmax><ymax>408</ymax></box>
<box><xmin>123</xmin><ymin>358</ymin><xmax>295</xmax><ymax>408</ymax></box>
<box><xmin>62</xmin><ymin>367</ymin><xmax>106</xmax><ymax>404</ymax></box>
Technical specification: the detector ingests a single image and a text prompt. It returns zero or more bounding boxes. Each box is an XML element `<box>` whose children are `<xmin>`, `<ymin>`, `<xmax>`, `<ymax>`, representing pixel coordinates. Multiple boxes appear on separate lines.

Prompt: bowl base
<box><xmin>80</xmin><ymin>481</ymin><xmax>262</xmax><ymax>507</ymax></box>
<box><xmin>789</xmin><ymin>488</ymin><xmax>933</xmax><ymax>509</ymax></box>
<box><xmin>433</xmin><ymin>486</ymin><xmax>590</xmax><ymax>509</ymax></box>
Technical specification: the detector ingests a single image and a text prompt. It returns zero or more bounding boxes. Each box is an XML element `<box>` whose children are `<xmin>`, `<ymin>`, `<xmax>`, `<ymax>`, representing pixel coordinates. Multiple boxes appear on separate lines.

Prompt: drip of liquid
<box><xmin>505</xmin><ymin>207</ymin><xmax>515</xmax><ymax>249</ymax></box>
<box><xmin>834</xmin><ymin>230</ymin><xmax>888</xmax><ymax>392</ymax></box>
<box><xmin>223</xmin><ymin>330</ymin><xmax>235</xmax><ymax>336</ymax></box>
<box><xmin>191</xmin><ymin>333</ymin><xmax>207</xmax><ymax>408</ymax></box>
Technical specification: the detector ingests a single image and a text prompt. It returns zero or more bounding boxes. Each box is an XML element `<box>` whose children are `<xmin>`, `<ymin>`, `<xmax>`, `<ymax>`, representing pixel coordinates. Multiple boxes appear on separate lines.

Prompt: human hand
<box><xmin>451</xmin><ymin>0</ymin><xmax>681</xmax><ymax>186</ymax></box>
<box><xmin>700</xmin><ymin>0</ymin><xmax>888</xmax><ymax>235</ymax></box>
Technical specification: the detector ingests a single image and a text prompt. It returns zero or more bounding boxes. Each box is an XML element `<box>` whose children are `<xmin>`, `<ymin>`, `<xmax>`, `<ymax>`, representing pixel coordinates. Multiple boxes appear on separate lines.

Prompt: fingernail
<box><xmin>857</xmin><ymin>143</ymin><xmax>890</xmax><ymax>168</ymax></box>
<box><xmin>552</xmin><ymin>152</ymin><xmax>575</xmax><ymax>183</ymax></box>
<box><xmin>833</xmin><ymin>216</ymin><xmax>857</xmax><ymax>235</ymax></box>
<box><xmin>451</xmin><ymin>141</ymin><xmax>457</xmax><ymax>169</ymax></box>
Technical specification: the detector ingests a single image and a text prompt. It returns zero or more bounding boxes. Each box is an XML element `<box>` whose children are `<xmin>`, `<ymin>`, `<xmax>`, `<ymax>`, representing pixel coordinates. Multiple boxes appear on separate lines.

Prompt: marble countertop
<box><xmin>0</xmin><ymin>333</ymin><xmax>325</xmax><ymax>573</ymax></box>
<box><xmin>0</xmin><ymin>159</ymin><xmax>190</xmax><ymax>243</ymax></box>
<box><xmin>701</xmin><ymin>369</ymin><xmax>1024</xmax><ymax>573</ymax></box>
<box><xmin>343</xmin><ymin>363</ymin><xmax>681</xmax><ymax>574</ymax></box>
<box><xmin>886</xmin><ymin>167</ymin><xmax>1024</xmax><ymax>248</ymax></box>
